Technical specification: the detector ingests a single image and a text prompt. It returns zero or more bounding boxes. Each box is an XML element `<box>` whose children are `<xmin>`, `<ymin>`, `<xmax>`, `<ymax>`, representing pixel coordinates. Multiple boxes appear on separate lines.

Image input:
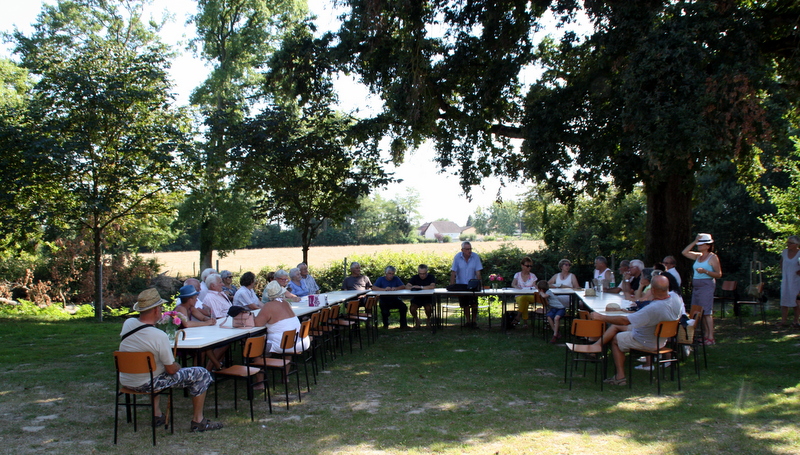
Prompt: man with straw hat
<box><xmin>119</xmin><ymin>288</ymin><xmax>223</xmax><ymax>432</ymax></box>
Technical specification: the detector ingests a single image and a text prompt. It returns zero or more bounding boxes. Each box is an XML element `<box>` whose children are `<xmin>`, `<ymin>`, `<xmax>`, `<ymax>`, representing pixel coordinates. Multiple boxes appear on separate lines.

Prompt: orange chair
<box><xmin>284</xmin><ymin>320</ymin><xmax>316</xmax><ymax>392</ymax></box>
<box><xmin>255</xmin><ymin>330</ymin><xmax>302</xmax><ymax>410</ymax></box>
<box><xmin>113</xmin><ymin>351</ymin><xmax>173</xmax><ymax>446</ymax></box>
<box><xmin>628</xmin><ymin>320</ymin><xmax>681</xmax><ymax>395</ymax></box>
<box><xmin>213</xmin><ymin>335</ymin><xmax>270</xmax><ymax>420</ymax></box>
<box><xmin>564</xmin><ymin>319</ymin><xmax>607</xmax><ymax>390</ymax></box>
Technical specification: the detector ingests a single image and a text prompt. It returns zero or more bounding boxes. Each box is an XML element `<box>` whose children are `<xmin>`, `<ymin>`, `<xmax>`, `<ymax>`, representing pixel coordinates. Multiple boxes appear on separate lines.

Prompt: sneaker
<box><xmin>636</xmin><ymin>356</ymin><xmax>647</xmax><ymax>363</ymax></box>
<box><xmin>634</xmin><ymin>364</ymin><xmax>654</xmax><ymax>371</ymax></box>
<box><xmin>549</xmin><ymin>336</ymin><xmax>559</xmax><ymax>344</ymax></box>
<box><xmin>683</xmin><ymin>346</ymin><xmax>692</xmax><ymax>357</ymax></box>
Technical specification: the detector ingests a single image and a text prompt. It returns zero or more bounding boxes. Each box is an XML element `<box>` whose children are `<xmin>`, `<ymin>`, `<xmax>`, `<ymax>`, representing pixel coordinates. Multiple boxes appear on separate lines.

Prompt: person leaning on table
<box><xmin>118</xmin><ymin>288</ymin><xmax>223</xmax><ymax>432</ymax></box>
<box><xmin>406</xmin><ymin>264</ymin><xmax>437</xmax><ymax>328</ymax></box>
<box><xmin>588</xmin><ymin>275</ymin><xmax>683</xmax><ymax>386</ymax></box>
<box><xmin>287</xmin><ymin>267</ymin><xmax>310</xmax><ymax>298</ymax></box>
<box><xmin>372</xmin><ymin>265</ymin><xmax>409</xmax><ymax>330</ymax></box>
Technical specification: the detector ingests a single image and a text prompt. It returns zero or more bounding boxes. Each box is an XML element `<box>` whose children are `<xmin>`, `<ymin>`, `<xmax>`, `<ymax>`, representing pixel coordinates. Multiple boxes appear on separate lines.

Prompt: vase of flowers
<box><xmin>157</xmin><ymin>310</ymin><xmax>183</xmax><ymax>342</ymax></box>
<box><xmin>489</xmin><ymin>274</ymin><xmax>504</xmax><ymax>289</ymax></box>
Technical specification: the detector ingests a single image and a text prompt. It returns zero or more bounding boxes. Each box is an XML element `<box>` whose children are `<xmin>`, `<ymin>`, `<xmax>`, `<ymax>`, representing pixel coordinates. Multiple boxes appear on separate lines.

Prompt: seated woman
<box><xmin>512</xmin><ymin>257</ymin><xmax>538</xmax><ymax>328</ymax></box>
<box><xmin>254</xmin><ymin>281</ymin><xmax>311</xmax><ymax>354</ymax></box>
<box><xmin>232</xmin><ymin>271</ymin><xmax>261</xmax><ymax>310</ymax></box>
<box><xmin>262</xmin><ymin>269</ymin><xmax>300</xmax><ymax>303</ymax></box>
<box><xmin>174</xmin><ymin>284</ymin><xmax>224</xmax><ymax>370</ymax></box>
<box><xmin>287</xmin><ymin>267</ymin><xmax>310</xmax><ymax>298</ymax></box>
<box><xmin>175</xmin><ymin>285</ymin><xmax>216</xmax><ymax>327</ymax></box>
<box><xmin>548</xmin><ymin>258</ymin><xmax>580</xmax><ymax>307</ymax></box>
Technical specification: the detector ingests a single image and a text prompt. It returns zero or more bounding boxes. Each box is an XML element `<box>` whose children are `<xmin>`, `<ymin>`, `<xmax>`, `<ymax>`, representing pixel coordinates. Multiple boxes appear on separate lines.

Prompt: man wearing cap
<box><xmin>119</xmin><ymin>288</ymin><xmax>223</xmax><ymax>432</ymax></box>
<box><xmin>220</xmin><ymin>270</ymin><xmax>237</xmax><ymax>301</ymax></box>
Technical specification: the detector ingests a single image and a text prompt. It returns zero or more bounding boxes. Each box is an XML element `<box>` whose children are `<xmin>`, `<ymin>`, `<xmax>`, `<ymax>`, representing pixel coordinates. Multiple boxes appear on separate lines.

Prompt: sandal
<box><xmin>703</xmin><ymin>338</ymin><xmax>715</xmax><ymax>346</ymax></box>
<box><xmin>153</xmin><ymin>414</ymin><xmax>167</xmax><ymax>428</ymax></box>
<box><xmin>603</xmin><ymin>376</ymin><xmax>627</xmax><ymax>386</ymax></box>
<box><xmin>191</xmin><ymin>418</ymin><xmax>223</xmax><ymax>433</ymax></box>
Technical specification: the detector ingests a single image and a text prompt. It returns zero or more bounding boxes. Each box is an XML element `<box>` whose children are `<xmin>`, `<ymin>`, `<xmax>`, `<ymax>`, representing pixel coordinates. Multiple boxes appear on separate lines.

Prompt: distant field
<box><xmin>142</xmin><ymin>240</ymin><xmax>544</xmax><ymax>277</ymax></box>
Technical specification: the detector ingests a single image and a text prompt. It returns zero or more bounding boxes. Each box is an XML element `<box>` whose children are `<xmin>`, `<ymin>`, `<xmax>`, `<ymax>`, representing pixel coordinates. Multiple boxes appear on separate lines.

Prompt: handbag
<box><xmin>221</xmin><ymin>306</ymin><xmax>255</xmax><ymax>329</ymax></box>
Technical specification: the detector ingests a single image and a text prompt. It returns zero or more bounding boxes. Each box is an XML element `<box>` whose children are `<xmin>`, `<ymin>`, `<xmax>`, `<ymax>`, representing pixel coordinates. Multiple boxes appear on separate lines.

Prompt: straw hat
<box><xmin>265</xmin><ymin>280</ymin><xmax>286</xmax><ymax>300</ymax></box>
<box><xmin>133</xmin><ymin>288</ymin><xmax>167</xmax><ymax>312</ymax></box>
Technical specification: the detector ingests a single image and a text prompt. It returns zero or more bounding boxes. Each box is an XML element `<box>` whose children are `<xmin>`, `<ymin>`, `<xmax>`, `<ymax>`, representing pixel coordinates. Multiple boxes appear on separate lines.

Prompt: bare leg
<box><xmin>410</xmin><ymin>304</ymin><xmax>420</xmax><ymax>327</ymax></box>
<box><xmin>794</xmin><ymin>306</ymin><xmax>800</xmax><ymax>325</ymax></box>
<box><xmin>611</xmin><ymin>339</ymin><xmax>627</xmax><ymax>379</ymax></box>
<box><xmin>191</xmin><ymin>392</ymin><xmax>206</xmax><ymax>423</ymax></box>
<box><xmin>704</xmin><ymin>314</ymin><xmax>714</xmax><ymax>340</ymax></box>
<box><xmin>781</xmin><ymin>306</ymin><xmax>789</xmax><ymax>324</ymax></box>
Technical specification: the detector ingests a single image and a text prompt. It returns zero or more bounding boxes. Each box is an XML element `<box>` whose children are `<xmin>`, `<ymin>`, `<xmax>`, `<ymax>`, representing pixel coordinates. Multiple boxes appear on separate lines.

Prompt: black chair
<box><xmin>628</xmin><ymin>320</ymin><xmax>681</xmax><ymax>395</ymax></box>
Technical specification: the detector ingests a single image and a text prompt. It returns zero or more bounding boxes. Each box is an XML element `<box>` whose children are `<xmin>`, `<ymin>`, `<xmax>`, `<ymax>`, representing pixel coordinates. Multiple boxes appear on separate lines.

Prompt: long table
<box><xmin>174</xmin><ymin>290</ymin><xmax>368</xmax><ymax>351</ymax></box>
<box><xmin>367</xmin><ymin>287</ymin><xmax>634</xmax><ymax>333</ymax></box>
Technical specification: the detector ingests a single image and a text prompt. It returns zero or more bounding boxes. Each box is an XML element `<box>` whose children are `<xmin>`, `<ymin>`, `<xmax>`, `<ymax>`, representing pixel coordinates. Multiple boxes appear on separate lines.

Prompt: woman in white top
<box><xmin>779</xmin><ymin>235</ymin><xmax>800</xmax><ymax>328</ymax></box>
<box><xmin>511</xmin><ymin>257</ymin><xmax>538</xmax><ymax>328</ymax></box>
<box><xmin>549</xmin><ymin>258</ymin><xmax>580</xmax><ymax>307</ymax></box>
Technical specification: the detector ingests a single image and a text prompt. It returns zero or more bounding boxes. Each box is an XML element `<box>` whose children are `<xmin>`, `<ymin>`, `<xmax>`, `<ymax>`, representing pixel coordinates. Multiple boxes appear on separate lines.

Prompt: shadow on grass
<box><xmin>1</xmin><ymin>316</ymin><xmax>799</xmax><ymax>454</ymax></box>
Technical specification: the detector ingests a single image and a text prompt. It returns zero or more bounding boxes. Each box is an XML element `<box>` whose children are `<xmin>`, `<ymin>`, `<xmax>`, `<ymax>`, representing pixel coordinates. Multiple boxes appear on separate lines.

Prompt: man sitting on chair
<box><xmin>589</xmin><ymin>275</ymin><xmax>683</xmax><ymax>386</ymax></box>
<box><xmin>406</xmin><ymin>264</ymin><xmax>437</xmax><ymax>328</ymax></box>
<box><xmin>118</xmin><ymin>288</ymin><xmax>223</xmax><ymax>432</ymax></box>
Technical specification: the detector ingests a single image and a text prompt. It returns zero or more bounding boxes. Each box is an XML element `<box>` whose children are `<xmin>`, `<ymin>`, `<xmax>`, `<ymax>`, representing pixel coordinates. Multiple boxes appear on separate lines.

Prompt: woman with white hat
<box><xmin>254</xmin><ymin>281</ymin><xmax>310</xmax><ymax>354</ymax></box>
<box><xmin>682</xmin><ymin>233</ymin><xmax>723</xmax><ymax>345</ymax></box>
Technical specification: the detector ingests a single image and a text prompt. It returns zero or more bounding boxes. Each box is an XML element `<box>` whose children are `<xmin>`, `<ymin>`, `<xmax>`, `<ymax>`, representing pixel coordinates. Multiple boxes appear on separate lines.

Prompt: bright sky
<box><xmin>0</xmin><ymin>0</ymin><xmax>543</xmax><ymax>227</ymax></box>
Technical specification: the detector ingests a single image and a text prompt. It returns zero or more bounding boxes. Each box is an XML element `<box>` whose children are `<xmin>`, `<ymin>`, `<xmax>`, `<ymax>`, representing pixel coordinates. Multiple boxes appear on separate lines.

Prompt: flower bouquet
<box><xmin>489</xmin><ymin>274</ymin><xmax>504</xmax><ymax>289</ymax></box>
<box><xmin>157</xmin><ymin>310</ymin><xmax>184</xmax><ymax>341</ymax></box>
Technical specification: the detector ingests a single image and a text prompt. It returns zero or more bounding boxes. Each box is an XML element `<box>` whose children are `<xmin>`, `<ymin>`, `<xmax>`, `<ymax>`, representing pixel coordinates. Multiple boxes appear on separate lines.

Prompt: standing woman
<box><xmin>682</xmin><ymin>233</ymin><xmax>722</xmax><ymax>345</ymax></box>
<box><xmin>511</xmin><ymin>257</ymin><xmax>538</xmax><ymax>328</ymax></box>
<box><xmin>779</xmin><ymin>236</ymin><xmax>800</xmax><ymax>328</ymax></box>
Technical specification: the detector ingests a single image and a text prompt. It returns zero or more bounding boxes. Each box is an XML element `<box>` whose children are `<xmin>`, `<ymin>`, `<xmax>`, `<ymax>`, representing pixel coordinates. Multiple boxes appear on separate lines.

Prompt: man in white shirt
<box><xmin>118</xmin><ymin>288</ymin><xmax>222</xmax><ymax>432</ymax></box>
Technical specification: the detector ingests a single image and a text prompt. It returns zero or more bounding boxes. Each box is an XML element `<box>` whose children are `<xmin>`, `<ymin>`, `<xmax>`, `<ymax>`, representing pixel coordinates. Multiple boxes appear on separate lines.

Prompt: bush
<box><xmin>313</xmin><ymin>251</ymin><xmax>454</xmax><ymax>292</ymax></box>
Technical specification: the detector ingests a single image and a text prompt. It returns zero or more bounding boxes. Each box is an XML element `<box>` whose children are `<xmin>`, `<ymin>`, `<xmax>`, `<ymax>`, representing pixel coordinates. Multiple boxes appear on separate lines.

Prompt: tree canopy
<box><xmin>8</xmin><ymin>0</ymin><xmax>190</xmax><ymax>318</ymax></box>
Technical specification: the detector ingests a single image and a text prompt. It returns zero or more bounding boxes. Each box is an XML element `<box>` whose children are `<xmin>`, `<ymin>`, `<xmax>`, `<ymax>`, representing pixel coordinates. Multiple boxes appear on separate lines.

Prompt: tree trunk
<box><xmin>644</xmin><ymin>172</ymin><xmax>694</xmax><ymax>285</ymax></box>
<box><xmin>199</xmin><ymin>218</ymin><xmax>213</xmax><ymax>272</ymax></box>
<box><xmin>93</xmin><ymin>227</ymin><xmax>103</xmax><ymax>321</ymax></box>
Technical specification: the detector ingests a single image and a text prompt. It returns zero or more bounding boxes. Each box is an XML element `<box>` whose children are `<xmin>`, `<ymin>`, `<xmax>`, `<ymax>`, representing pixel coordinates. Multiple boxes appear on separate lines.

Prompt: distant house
<box><xmin>418</xmin><ymin>221</ymin><xmax>463</xmax><ymax>241</ymax></box>
<box><xmin>460</xmin><ymin>226</ymin><xmax>477</xmax><ymax>237</ymax></box>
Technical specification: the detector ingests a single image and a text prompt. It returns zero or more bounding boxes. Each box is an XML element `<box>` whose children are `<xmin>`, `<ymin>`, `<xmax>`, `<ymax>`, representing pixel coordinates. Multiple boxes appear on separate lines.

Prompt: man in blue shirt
<box><xmin>373</xmin><ymin>266</ymin><xmax>408</xmax><ymax>329</ymax></box>
<box><xmin>450</xmin><ymin>241</ymin><xmax>483</xmax><ymax>328</ymax></box>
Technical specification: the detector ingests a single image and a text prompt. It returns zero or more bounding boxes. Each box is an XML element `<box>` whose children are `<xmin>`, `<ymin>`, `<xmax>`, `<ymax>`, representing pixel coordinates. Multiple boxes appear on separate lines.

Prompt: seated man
<box><xmin>287</xmin><ymin>267</ymin><xmax>310</xmax><ymax>298</ymax></box>
<box><xmin>119</xmin><ymin>288</ymin><xmax>222</xmax><ymax>432</ymax></box>
<box><xmin>372</xmin><ymin>266</ymin><xmax>408</xmax><ymax>329</ymax></box>
<box><xmin>342</xmin><ymin>262</ymin><xmax>372</xmax><ymax>291</ymax></box>
<box><xmin>203</xmin><ymin>273</ymin><xmax>232</xmax><ymax>318</ymax></box>
<box><xmin>298</xmin><ymin>262</ymin><xmax>320</xmax><ymax>295</ymax></box>
<box><xmin>263</xmin><ymin>269</ymin><xmax>300</xmax><ymax>303</ymax></box>
<box><xmin>406</xmin><ymin>264</ymin><xmax>437</xmax><ymax>328</ymax></box>
<box><xmin>605</xmin><ymin>260</ymin><xmax>630</xmax><ymax>294</ymax></box>
<box><xmin>589</xmin><ymin>275</ymin><xmax>684</xmax><ymax>386</ymax></box>
<box><xmin>621</xmin><ymin>259</ymin><xmax>644</xmax><ymax>300</ymax></box>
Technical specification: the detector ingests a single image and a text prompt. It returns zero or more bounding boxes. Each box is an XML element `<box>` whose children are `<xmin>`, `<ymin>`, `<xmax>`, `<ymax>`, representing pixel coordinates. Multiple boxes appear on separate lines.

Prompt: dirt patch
<box><xmin>142</xmin><ymin>240</ymin><xmax>544</xmax><ymax>277</ymax></box>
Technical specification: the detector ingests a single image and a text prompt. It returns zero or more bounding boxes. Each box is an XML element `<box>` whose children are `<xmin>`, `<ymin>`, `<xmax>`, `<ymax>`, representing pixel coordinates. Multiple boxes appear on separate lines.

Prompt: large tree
<box><xmin>332</xmin><ymin>0</ymin><xmax>800</xmax><ymax>266</ymax></box>
<box><xmin>10</xmin><ymin>0</ymin><xmax>189</xmax><ymax>319</ymax></box>
<box><xmin>233</xmin><ymin>22</ymin><xmax>392</xmax><ymax>263</ymax></box>
<box><xmin>188</xmin><ymin>0</ymin><xmax>305</xmax><ymax>270</ymax></box>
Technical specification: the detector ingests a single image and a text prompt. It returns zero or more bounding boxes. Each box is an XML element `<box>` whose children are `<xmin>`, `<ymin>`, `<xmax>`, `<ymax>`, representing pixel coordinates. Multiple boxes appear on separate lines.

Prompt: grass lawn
<box><xmin>0</xmin><ymin>309</ymin><xmax>798</xmax><ymax>455</ymax></box>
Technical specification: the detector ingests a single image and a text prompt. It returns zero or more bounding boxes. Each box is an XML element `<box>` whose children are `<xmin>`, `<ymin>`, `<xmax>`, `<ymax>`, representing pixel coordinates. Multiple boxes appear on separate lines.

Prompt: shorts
<box><xmin>616</xmin><ymin>331</ymin><xmax>658</xmax><ymax>353</ymax></box>
<box><xmin>546</xmin><ymin>307</ymin><xmax>565</xmax><ymax>319</ymax></box>
<box><xmin>125</xmin><ymin>366</ymin><xmax>213</xmax><ymax>397</ymax></box>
